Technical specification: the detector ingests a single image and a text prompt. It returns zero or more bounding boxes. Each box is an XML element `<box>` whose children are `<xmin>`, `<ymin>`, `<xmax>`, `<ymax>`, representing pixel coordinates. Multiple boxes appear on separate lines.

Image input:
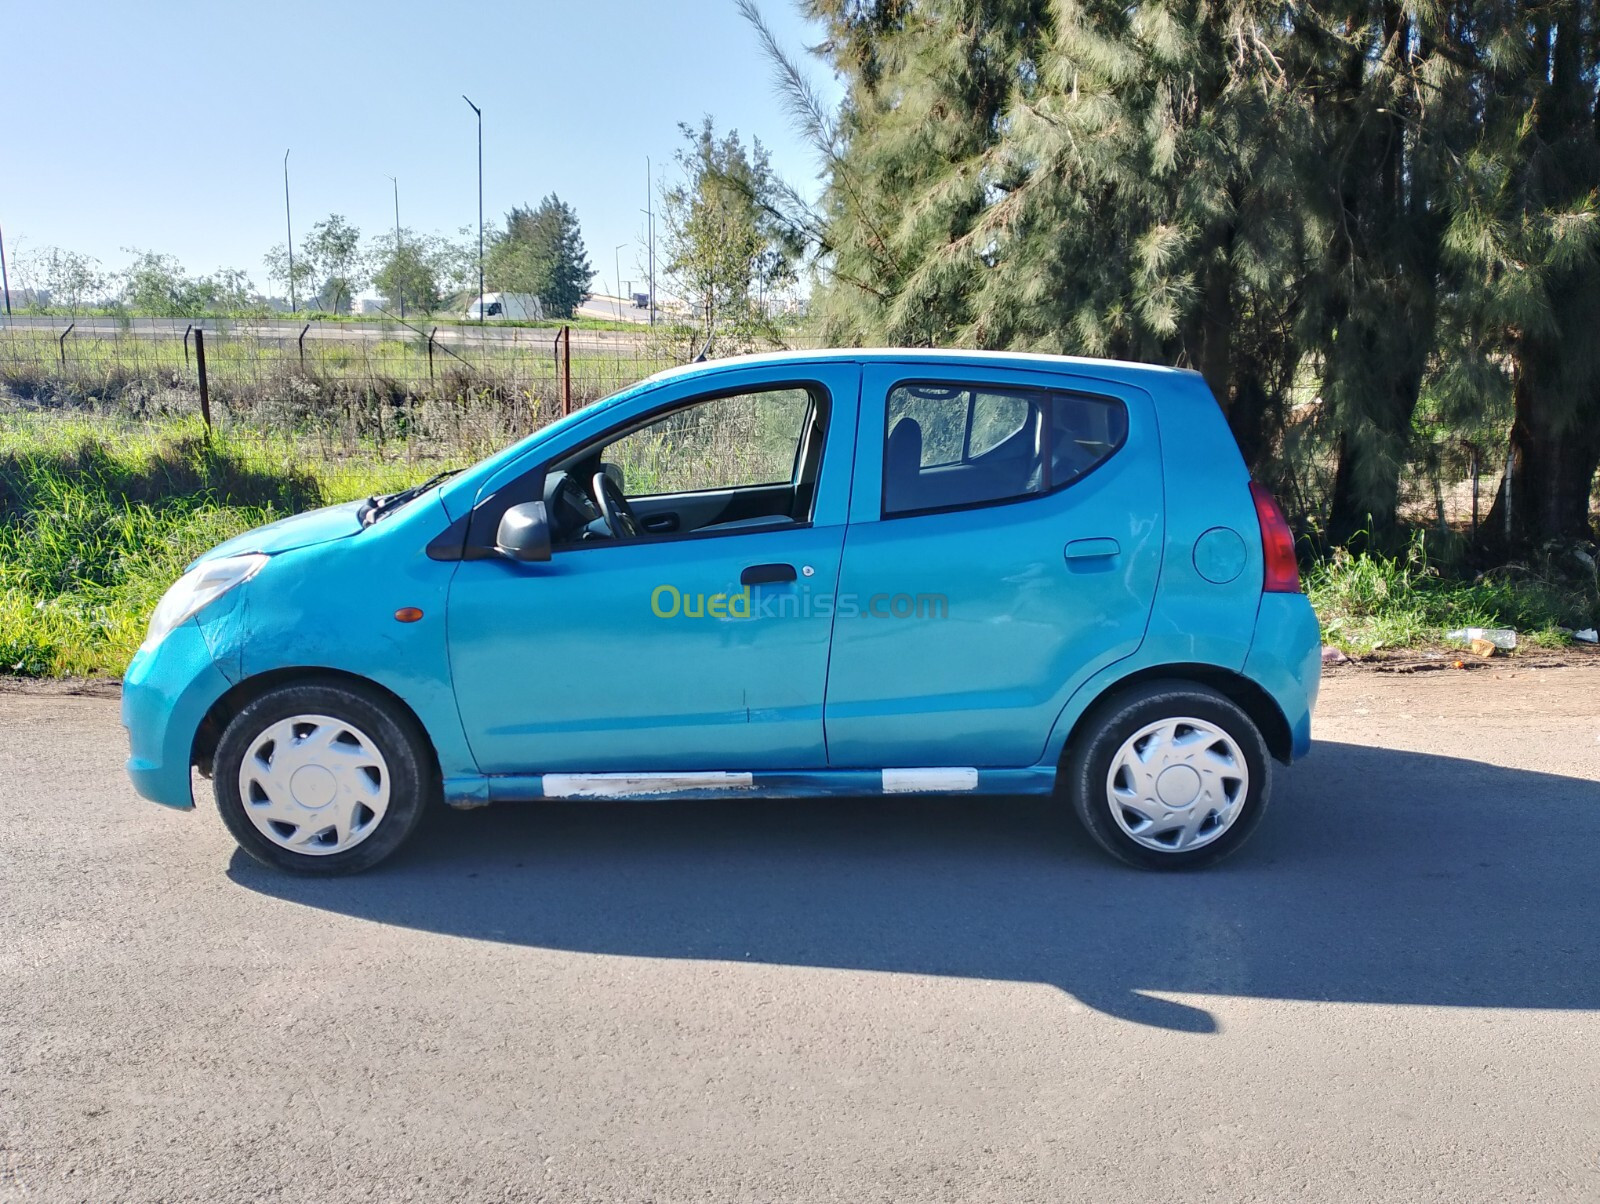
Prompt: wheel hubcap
<box><xmin>239</xmin><ymin>714</ymin><xmax>390</xmax><ymax>856</ymax></box>
<box><xmin>1105</xmin><ymin>717</ymin><xmax>1249</xmax><ymax>853</ymax></box>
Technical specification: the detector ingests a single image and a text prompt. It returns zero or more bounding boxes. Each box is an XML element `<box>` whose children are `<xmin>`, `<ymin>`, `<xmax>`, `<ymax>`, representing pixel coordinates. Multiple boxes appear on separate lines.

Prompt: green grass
<box><xmin>3</xmin><ymin>414</ymin><xmax>1594</xmax><ymax>678</ymax></box>
<box><xmin>1305</xmin><ymin>535</ymin><xmax>1599</xmax><ymax>653</ymax></box>
<box><xmin>0</xmin><ymin>416</ymin><xmax>445</xmax><ymax>677</ymax></box>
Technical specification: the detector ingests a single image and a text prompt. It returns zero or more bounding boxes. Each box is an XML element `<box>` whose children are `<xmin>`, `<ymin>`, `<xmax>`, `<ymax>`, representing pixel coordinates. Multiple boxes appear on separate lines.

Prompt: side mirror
<box><xmin>494</xmin><ymin>501</ymin><xmax>551</xmax><ymax>563</ymax></box>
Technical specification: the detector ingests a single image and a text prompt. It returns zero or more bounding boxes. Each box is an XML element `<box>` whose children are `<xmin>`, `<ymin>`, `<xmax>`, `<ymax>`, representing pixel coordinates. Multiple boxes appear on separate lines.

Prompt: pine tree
<box><xmin>779</xmin><ymin>0</ymin><xmax>1599</xmax><ymax>550</ymax></box>
<box><xmin>1439</xmin><ymin>0</ymin><xmax>1600</xmax><ymax>549</ymax></box>
<box><xmin>487</xmin><ymin>196</ymin><xmax>593</xmax><ymax>319</ymax></box>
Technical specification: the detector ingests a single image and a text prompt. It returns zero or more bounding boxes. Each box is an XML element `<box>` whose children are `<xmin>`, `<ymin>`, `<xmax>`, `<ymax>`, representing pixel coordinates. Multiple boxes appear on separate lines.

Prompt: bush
<box><xmin>0</xmin><ymin>417</ymin><xmax>437</xmax><ymax>677</ymax></box>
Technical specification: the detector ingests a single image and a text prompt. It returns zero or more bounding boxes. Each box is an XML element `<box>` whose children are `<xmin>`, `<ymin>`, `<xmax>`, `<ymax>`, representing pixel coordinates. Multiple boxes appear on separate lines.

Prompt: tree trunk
<box><xmin>1479</xmin><ymin>370</ymin><xmax>1600</xmax><ymax>553</ymax></box>
<box><xmin>1326</xmin><ymin>411</ymin><xmax>1406</xmax><ymax>550</ymax></box>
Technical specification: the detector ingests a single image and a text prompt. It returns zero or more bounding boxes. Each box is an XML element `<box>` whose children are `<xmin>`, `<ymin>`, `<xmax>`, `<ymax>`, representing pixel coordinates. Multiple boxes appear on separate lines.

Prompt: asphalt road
<box><xmin>3</xmin><ymin>667</ymin><xmax>1598</xmax><ymax>1203</ymax></box>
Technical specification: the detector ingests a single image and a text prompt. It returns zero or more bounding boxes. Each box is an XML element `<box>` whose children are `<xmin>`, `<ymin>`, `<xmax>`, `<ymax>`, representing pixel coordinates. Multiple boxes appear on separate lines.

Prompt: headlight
<box><xmin>141</xmin><ymin>553</ymin><xmax>269</xmax><ymax>653</ymax></box>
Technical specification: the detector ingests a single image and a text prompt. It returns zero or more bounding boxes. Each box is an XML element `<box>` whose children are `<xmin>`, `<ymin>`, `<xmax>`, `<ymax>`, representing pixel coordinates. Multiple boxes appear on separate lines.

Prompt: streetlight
<box><xmin>283</xmin><ymin>149</ymin><xmax>296</xmax><ymax>314</ymax></box>
<box><xmin>0</xmin><ymin>219</ymin><xmax>12</xmax><ymax>318</ymax></box>
<box><xmin>385</xmin><ymin>174</ymin><xmax>403</xmax><ymax>318</ymax></box>
<box><xmin>462</xmin><ymin>95</ymin><xmax>484</xmax><ymax>324</ymax></box>
<box><xmin>643</xmin><ymin>157</ymin><xmax>656</xmax><ymax>326</ymax></box>
<box><xmin>615</xmin><ymin>243</ymin><xmax>627</xmax><ymax>321</ymax></box>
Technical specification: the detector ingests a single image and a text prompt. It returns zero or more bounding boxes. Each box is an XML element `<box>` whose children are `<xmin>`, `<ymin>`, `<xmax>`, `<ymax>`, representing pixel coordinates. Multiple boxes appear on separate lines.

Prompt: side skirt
<box><xmin>443</xmin><ymin>767</ymin><xmax>1057</xmax><ymax>806</ymax></box>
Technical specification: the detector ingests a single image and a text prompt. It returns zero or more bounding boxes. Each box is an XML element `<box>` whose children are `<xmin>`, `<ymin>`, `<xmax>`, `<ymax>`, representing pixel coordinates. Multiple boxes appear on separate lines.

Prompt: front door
<box><xmin>446</xmin><ymin>363</ymin><xmax>860</xmax><ymax>774</ymax></box>
<box><xmin>823</xmin><ymin>362</ymin><xmax>1163</xmax><ymax>769</ymax></box>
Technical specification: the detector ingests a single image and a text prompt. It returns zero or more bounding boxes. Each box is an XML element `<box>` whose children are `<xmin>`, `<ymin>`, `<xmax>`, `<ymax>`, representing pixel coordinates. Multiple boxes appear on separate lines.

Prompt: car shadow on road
<box><xmin>228</xmin><ymin>741</ymin><xmax>1599</xmax><ymax>1032</ymax></box>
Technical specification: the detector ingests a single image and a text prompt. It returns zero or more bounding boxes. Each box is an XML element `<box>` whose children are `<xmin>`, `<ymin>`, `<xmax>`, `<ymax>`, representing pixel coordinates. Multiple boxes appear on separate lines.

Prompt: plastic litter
<box><xmin>1446</xmin><ymin>627</ymin><xmax>1517</xmax><ymax>651</ymax></box>
<box><xmin>1321</xmin><ymin>646</ymin><xmax>1348</xmax><ymax>665</ymax></box>
<box><xmin>1574</xmin><ymin>628</ymin><xmax>1598</xmax><ymax>644</ymax></box>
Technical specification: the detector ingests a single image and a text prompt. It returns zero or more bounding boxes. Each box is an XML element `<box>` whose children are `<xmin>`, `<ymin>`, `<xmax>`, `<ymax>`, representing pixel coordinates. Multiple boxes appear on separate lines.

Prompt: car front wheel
<box><xmin>1064</xmin><ymin>681</ymin><xmax>1272</xmax><ymax>870</ymax></box>
<box><xmin>213</xmin><ymin>678</ymin><xmax>434</xmax><ymax>875</ymax></box>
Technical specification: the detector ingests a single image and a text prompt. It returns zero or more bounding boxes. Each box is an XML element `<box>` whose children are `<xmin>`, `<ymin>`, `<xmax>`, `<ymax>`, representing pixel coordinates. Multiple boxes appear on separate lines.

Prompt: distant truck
<box><xmin>466</xmin><ymin>292</ymin><xmax>545</xmax><ymax>321</ymax></box>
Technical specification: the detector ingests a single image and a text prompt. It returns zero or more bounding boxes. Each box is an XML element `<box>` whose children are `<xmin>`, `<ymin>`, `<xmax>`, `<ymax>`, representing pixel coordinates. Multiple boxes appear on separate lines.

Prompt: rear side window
<box><xmin>883</xmin><ymin>383</ymin><xmax>1127</xmax><ymax>516</ymax></box>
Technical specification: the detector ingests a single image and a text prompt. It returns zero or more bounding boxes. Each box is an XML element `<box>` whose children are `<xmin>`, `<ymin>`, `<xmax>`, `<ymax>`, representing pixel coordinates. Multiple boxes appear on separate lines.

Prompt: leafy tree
<box><xmin>486</xmin><ymin>195</ymin><xmax>593</xmax><ymax>318</ymax></box>
<box><xmin>121</xmin><ymin>251</ymin><xmax>260</xmax><ymax>316</ymax></box>
<box><xmin>261</xmin><ymin>241</ymin><xmax>314</xmax><ymax>310</ymax></box>
<box><xmin>302</xmin><ymin>215</ymin><xmax>366</xmax><ymax>314</ymax></box>
<box><xmin>17</xmin><ymin>246</ymin><xmax>107</xmax><ymax>312</ymax></box>
<box><xmin>265</xmin><ymin>214</ymin><xmax>366</xmax><ymax>314</ymax></box>
<box><xmin>369</xmin><ymin>230</ymin><xmax>449</xmax><ymax>317</ymax></box>
<box><xmin>660</xmin><ymin>118</ymin><xmax>796</xmax><ymax>346</ymax></box>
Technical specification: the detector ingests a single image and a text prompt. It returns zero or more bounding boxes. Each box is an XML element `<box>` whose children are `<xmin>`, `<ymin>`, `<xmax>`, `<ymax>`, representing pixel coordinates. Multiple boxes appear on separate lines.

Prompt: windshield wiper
<box><xmin>360</xmin><ymin>469</ymin><xmax>462</xmax><ymax>527</ymax></box>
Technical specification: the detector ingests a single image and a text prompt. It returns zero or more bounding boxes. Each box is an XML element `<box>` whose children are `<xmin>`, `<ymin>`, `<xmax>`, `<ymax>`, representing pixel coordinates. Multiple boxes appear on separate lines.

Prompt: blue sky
<box><xmin>1</xmin><ymin>0</ymin><xmax>840</xmax><ymax>297</ymax></box>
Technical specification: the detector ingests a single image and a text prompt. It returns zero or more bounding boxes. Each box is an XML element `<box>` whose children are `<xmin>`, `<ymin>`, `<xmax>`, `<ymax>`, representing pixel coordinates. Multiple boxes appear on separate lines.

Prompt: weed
<box><xmin>1305</xmin><ymin>533</ymin><xmax>1599</xmax><ymax>653</ymax></box>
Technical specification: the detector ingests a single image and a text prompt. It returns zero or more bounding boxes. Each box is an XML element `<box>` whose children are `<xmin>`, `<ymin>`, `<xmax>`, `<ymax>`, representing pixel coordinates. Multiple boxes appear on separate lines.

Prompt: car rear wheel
<box><xmin>213</xmin><ymin>678</ymin><xmax>435</xmax><ymax>875</ymax></box>
<box><xmin>1064</xmin><ymin>681</ymin><xmax>1272</xmax><ymax>870</ymax></box>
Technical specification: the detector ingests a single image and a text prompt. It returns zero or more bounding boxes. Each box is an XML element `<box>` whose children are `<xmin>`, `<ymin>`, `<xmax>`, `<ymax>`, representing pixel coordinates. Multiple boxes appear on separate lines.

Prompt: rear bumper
<box><xmin>1244</xmin><ymin>592</ymin><xmax>1322</xmax><ymax>760</ymax></box>
<box><xmin>122</xmin><ymin>620</ymin><xmax>233</xmax><ymax>809</ymax></box>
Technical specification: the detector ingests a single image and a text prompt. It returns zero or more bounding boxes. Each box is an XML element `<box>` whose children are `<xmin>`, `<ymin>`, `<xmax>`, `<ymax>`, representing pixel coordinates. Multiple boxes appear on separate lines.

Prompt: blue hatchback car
<box><xmin>123</xmin><ymin>350</ymin><xmax>1320</xmax><ymax>874</ymax></box>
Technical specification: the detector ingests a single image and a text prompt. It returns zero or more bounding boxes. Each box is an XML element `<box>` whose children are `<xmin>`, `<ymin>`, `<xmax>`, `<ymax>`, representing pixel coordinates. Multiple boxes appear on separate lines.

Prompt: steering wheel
<box><xmin>591</xmin><ymin>471</ymin><xmax>640</xmax><ymax>539</ymax></box>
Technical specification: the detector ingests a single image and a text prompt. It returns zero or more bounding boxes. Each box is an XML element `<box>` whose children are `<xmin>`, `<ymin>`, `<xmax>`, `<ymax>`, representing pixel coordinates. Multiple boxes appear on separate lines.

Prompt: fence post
<box><xmin>427</xmin><ymin>327</ymin><xmax>438</xmax><ymax>384</ymax></box>
<box><xmin>183</xmin><ymin>323</ymin><xmax>193</xmax><ymax>370</ymax></box>
<box><xmin>194</xmin><ymin>327</ymin><xmax>212</xmax><ymax>435</ymax></box>
<box><xmin>560</xmin><ymin>324</ymin><xmax>572</xmax><ymax>417</ymax></box>
<box><xmin>1469</xmin><ymin>447</ymin><xmax>1479</xmax><ymax>537</ymax></box>
<box><xmin>298</xmin><ymin>323</ymin><xmax>310</xmax><ymax>370</ymax></box>
<box><xmin>58</xmin><ymin>322</ymin><xmax>74</xmax><ymax>369</ymax></box>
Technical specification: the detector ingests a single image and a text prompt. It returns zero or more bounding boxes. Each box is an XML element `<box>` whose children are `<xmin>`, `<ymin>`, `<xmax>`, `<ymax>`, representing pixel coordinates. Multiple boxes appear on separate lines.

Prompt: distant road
<box><xmin>0</xmin><ymin>312</ymin><xmax>656</xmax><ymax>356</ymax></box>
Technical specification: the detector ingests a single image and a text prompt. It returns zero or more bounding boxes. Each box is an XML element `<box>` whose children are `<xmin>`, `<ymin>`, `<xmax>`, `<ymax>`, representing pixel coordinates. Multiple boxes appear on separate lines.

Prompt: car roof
<box><xmin>641</xmin><ymin>347</ymin><xmax>1203</xmax><ymax>390</ymax></box>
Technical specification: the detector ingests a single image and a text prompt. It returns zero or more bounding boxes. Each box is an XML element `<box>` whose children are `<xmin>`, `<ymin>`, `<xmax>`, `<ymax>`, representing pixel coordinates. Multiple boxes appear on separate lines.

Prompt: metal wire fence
<box><xmin>4</xmin><ymin>314</ymin><xmax>1553</xmax><ymax>535</ymax></box>
<box><xmin>0</xmin><ymin>314</ymin><xmax>823</xmax><ymax>457</ymax></box>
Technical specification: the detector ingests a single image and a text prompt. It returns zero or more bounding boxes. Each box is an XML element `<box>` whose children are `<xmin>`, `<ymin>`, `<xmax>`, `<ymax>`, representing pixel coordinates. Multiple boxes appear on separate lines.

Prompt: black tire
<box><xmin>213</xmin><ymin>677</ymin><xmax>436</xmax><ymax>876</ymax></box>
<box><xmin>1063</xmin><ymin>680</ymin><xmax>1272</xmax><ymax>871</ymax></box>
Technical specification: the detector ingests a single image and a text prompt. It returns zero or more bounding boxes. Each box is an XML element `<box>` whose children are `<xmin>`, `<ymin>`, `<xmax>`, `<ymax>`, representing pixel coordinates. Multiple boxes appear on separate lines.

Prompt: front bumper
<box><xmin>122</xmin><ymin>619</ymin><xmax>234</xmax><ymax>809</ymax></box>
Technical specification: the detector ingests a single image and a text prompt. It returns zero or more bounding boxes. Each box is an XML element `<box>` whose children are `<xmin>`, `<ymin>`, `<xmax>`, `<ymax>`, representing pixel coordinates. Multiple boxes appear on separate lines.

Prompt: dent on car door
<box><xmin>444</xmin><ymin>363</ymin><xmax>863</xmax><ymax>775</ymax></box>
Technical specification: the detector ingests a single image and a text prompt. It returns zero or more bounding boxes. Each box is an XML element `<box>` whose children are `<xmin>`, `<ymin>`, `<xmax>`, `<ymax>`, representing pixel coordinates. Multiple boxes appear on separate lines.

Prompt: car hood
<box><xmin>195</xmin><ymin>499</ymin><xmax>367</xmax><ymax>565</ymax></box>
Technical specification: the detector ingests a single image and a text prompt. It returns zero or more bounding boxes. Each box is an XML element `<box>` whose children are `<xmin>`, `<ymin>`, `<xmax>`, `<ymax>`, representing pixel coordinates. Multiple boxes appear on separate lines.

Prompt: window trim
<box><xmin>465</xmin><ymin>377</ymin><xmax>834</xmax><ymax>555</ymax></box>
<box><xmin>879</xmin><ymin>378</ymin><xmax>1129</xmax><ymax>521</ymax></box>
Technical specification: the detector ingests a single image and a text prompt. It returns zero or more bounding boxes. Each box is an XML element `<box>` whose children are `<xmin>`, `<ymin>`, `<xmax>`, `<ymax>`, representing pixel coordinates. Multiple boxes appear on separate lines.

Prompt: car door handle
<box><xmin>641</xmin><ymin>513</ymin><xmax>679</xmax><ymax>532</ymax></box>
<box><xmin>1064</xmin><ymin>537</ymin><xmax>1121</xmax><ymax>560</ymax></box>
<box><xmin>741</xmin><ymin>563</ymin><xmax>797</xmax><ymax>586</ymax></box>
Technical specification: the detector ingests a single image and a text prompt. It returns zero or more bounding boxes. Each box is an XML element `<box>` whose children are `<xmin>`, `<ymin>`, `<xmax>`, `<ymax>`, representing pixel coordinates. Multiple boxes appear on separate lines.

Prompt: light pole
<box><xmin>386</xmin><ymin>174</ymin><xmax>403</xmax><ymax>318</ymax></box>
<box><xmin>0</xmin><ymin>219</ymin><xmax>11</xmax><ymax>318</ymax></box>
<box><xmin>643</xmin><ymin>157</ymin><xmax>656</xmax><ymax>325</ymax></box>
<box><xmin>283</xmin><ymin>149</ymin><xmax>296</xmax><ymax>313</ymax></box>
<box><xmin>615</xmin><ymin>243</ymin><xmax>627</xmax><ymax>320</ymax></box>
<box><xmin>462</xmin><ymin>95</ymin><xmax>484</xmax><ymax>324</ymax></box>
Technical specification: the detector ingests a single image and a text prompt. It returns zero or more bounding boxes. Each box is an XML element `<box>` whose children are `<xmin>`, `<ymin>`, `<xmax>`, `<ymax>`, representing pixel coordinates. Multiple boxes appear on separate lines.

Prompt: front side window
<box><xmin>883</xmin><ymin>383</ymin><xmax>1127</xmax><ymax>516</ymax></box>
<box><xmin>540</xmin><ymin>383</ymin><xmax>826</xmax><ymax>547</ymax></box>
<box><xmin>602</xmin><ymin>387</ymin><xmax>813</xmax><ymax>496</ymax></box>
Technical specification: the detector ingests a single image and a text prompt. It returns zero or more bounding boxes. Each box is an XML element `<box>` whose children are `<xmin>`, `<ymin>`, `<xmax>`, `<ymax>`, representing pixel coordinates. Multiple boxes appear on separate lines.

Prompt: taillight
<box><xmin>1249</xmin><ymin>482</ymin><xmax>1301</xmax><ymax>593</ymax></box>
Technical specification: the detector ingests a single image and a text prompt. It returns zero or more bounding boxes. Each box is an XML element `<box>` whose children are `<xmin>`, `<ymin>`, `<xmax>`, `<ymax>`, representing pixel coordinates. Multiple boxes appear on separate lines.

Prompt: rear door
<box><xmin>823</xmin><ymin>362</ymin><xmax>1164</xmax><ymax>769</ymax></box>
